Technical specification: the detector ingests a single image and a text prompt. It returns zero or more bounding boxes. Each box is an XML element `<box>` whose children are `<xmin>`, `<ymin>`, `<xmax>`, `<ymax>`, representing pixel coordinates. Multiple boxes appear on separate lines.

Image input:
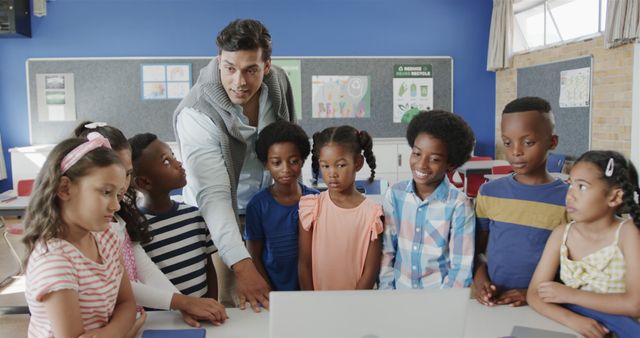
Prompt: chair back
<box><xmin>491</xmin><ymin>165</ymin><xmax>513</xmax><ymax>175</ymax></box>
<box><xmin>17</xmin><ymin>179</ymin><xmax>35</xmax><ymax>197</ymax></box>
<box><xmin>355</xmin><ymin>179</ymin><xmax>389</xmax><ymax>195</ymax></box>
<box><xmin>465</xmin><ymin>174</ymin><xmax>486</xmax><ymax>198</ymax></box>
<box><xmin>547</xmin><ymin>153</ymin><xmax>566</xmax><ymax>173</ymax></box>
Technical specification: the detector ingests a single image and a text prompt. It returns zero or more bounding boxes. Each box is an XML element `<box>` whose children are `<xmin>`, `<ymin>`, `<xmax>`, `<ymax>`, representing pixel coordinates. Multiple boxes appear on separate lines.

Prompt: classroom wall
<box><xmin>495</xmin><ymin>36</ymin><xmax>635</xmax><ymax>161</ymax></box>
<box><xmin>0</xmin><ymin>0</ymin><xmax>495</xmax><ymax>192</ymax></box>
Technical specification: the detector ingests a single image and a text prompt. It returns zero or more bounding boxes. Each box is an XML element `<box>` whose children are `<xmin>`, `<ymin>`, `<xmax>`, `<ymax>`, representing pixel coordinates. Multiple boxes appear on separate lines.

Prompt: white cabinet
<box><xmin>302</xmin><ymin>138</ymin><xmax>412</xmax><ymax>186</ymax></box>
<box><xmin>10</xmin><ymin>140</ymin><xmax>412</xmax><ymax>191</ymax></box>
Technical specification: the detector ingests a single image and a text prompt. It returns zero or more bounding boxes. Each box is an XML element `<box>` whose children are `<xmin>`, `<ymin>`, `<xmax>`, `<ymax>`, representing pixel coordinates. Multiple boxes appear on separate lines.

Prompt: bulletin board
<box><xmin>517</xmin><ymin>56</ymin><xmax>592</xmax><ymax>158</ymax></box>
<box><xmin>26</xmin><ymin>56</ymin><xmax>453</xmax><ymax>143</ymax></box>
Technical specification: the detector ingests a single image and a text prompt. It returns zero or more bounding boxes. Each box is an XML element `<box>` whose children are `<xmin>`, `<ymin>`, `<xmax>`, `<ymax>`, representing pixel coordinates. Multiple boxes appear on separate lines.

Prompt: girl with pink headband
<box><xmin>22</xmin><ymin>133</ymin><xmax>137</xmax><ymax>338</ymax></box>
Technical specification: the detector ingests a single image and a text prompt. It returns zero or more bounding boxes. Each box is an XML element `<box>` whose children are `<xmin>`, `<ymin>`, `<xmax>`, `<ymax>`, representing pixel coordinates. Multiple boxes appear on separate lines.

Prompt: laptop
<box><xmin>269</xmin><ymin>288</ymin><xmax>470</xmax><ymax>338</ymax></box>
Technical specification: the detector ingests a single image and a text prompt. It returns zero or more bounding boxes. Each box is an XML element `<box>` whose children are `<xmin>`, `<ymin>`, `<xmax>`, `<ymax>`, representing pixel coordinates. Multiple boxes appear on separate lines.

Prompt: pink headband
<box><xmin>60</xmin><ymin>132</ymin><xmax>112</xmax><ymax>174</ymax></box>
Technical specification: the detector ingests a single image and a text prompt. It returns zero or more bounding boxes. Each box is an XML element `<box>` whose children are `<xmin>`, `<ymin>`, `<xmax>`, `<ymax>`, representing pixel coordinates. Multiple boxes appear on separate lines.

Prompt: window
<box><xmin>513</xmin><ymin>0</ymin><xmax>607</xmax><ymax>53</ymax></box>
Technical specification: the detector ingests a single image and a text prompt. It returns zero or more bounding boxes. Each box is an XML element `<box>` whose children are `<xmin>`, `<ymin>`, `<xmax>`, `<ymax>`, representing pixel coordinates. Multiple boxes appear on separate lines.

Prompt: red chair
<box><xmin>465</xmin><ymin>174</ymin><xmax>486</xmax><ymax>198</ymax></box>
<box><xmin>491</xmin><ymin>165</ymin><xmax>513</xmax><ymax>174</ymax></box>
<box><xmin>17</xmin><ymin>179</ymin><xmax>35</xmax><ymax>196</ymax></box>
<box><xmin>453</xmin><ymin>156</ymin><xmax>493</xmax><ymax>193</ymax></box>
<box><xmin>447</xmin><ymin>171</ymin><xmax>464</xmax><ymax>189</ymax></box>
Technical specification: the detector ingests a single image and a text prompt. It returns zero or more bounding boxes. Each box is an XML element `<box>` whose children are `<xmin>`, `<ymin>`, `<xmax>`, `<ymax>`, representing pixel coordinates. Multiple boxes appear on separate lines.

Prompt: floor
<box><xmin>0</xmin><ymin>216</ymin><xmax>28</xmax><ymax>338</ymax></box>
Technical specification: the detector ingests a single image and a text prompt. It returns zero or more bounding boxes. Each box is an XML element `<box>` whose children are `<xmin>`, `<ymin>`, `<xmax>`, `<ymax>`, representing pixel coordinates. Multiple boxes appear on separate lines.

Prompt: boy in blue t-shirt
<box><xmin>473</xmin><ymin>97</ymin><xmax>569</xmax><ymax>307</ymax></box>
<box><xmin>243</xmin><ymin>121</ymin><xmax>318</xmax><ymax>291</ymax></box>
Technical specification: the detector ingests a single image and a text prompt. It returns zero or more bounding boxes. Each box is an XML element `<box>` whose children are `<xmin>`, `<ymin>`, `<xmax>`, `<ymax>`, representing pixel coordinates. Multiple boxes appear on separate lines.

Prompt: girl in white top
<box><xmin>24</xmin><ymin>133</ymin><xmax>137</xmax><ymax>338</ymax></box>
<box><xmin>75</xmin><ymin>122</ymin><xmax>227</xmax><ymax>326</ymax></box>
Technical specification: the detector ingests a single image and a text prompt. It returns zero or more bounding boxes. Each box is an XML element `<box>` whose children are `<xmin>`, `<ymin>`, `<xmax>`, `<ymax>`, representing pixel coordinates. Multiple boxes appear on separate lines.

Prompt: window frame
<box><xmin>513</xmin><ymin>0</ymin><xmax>607</xmax><ymax>54</ymax></box>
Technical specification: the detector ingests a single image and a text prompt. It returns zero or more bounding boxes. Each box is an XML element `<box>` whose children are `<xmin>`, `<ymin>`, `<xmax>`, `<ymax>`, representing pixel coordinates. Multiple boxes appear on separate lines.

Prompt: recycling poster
<box><xmin>393</xmin><ymin>64</ymin><xmax>433</xmax><ymax>123</ymax></box>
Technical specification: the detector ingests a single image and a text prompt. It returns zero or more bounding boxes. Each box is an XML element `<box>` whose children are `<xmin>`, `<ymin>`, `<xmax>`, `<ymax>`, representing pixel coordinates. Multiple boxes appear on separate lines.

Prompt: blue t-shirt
<box><xmin>475</xmin><ymin>175</ymin><xmax>569</xmax><ymax>290</ymax></box>
<box><xmin>243</xmin><ymin>184</ymin><xmax>319</xmax><ymax>291</ymax></box>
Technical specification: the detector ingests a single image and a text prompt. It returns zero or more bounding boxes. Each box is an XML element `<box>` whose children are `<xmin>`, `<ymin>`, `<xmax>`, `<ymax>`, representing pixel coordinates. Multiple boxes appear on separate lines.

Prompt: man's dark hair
<box><xmin>255</xmin><ymin>120</ymin><xmax>310</xmax><ymax>163</ymax></box>
<box><xmin>406</xmin><ymin>110</ymin><xmax>475</xmax><ymax>169</ymax></box>
<box><xmin>216</xmin><ymin>19</ymin><xmax>272</xmax><ymax>62</ymax></box>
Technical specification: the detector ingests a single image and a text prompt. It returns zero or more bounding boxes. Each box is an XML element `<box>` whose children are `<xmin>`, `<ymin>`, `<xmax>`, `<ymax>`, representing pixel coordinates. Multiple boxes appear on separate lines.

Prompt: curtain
<box><xmin>487</xmin><ymin>0</ymin><xmax>514</xmax><ymax>71</ymax></box>
<box><xmin>604</xmin><ymin>0</ymin><xmax>639</xmax><ymax>48</ymax></box>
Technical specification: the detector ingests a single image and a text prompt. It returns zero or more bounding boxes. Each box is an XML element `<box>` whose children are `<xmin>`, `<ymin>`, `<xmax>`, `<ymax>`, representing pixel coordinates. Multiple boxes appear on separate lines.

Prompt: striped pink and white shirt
<box><xmin>25</xmin><ymin>229</ymin><xmax>123</xmax><ymax>338</ymax></box>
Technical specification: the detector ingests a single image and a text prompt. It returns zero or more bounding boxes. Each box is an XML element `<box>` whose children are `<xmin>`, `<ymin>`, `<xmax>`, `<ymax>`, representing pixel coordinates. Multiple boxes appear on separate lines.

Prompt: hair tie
<box><xmin>84</xmin><ymin>122</ymin><xmax>107</xmax><ymax>129</ymax></box>
<box><xmin>60</xmin><ymin>132</ymin><xmax>112</xmax><ymax>174</ymax></box>
<box><xmin>605</xmin><ymin>158</ymin><xmax>614</xmax><ymax>177</ymax></box>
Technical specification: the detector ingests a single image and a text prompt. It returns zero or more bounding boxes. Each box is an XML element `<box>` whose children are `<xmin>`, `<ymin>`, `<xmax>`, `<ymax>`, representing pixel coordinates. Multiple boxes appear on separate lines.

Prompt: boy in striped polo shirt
<box><xmin>473</xmin><ymin>97</ymin><xmax>569</xmax><ymax>307</ymax></box>
<box><xmin>129</xmin><ymin>133</ymin><xmax>218</xmax><ymax>299</ymax></box>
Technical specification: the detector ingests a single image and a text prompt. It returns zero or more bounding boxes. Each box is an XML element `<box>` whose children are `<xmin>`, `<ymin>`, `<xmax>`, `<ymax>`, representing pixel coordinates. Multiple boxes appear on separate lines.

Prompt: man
<box><xmin>173</xmin><ymin>18</ymin><xmax>294</xmax><ymax>311</ymax></box>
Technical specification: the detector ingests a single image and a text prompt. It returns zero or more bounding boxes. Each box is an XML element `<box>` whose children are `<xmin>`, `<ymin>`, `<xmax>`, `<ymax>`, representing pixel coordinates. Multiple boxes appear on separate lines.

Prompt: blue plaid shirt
<box><xmin>379</xmin><ymin>179</ymin><xmax>475</xmax><ymax>289</ymax></box>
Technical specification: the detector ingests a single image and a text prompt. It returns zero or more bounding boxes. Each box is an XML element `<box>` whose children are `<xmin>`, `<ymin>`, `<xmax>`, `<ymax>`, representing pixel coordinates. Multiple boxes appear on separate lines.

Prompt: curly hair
<box><xmin>217</xmin><ymin>19</ymin><xmax>272</xmax><ymax>61</ymax></box>
<box><xmin>405</xmin><ymin>110</ymin><xmax>475</xmax><ymax>169</ymax></box>
<box><xmin>311</xmin><ymin>125</ymin><xmax>376</xmax><ymax>184</ymax></box>
<box><xmin>73</xmin><ymin>121</ymin><xmax>152</xmax><ymax>244</ymax></box>
<box><xmin>255</xmin><ymin>120</ymin><xmax>310</xmax><ymax>163</ymax></box>
<box><xmin>128</xmin><ymin>133</ymin><xmax>158</xmax><ymax>167</ymax></box>
<box><xmin>23</xmin><ymin>138</ymin><xmax>122</xmax><ymax>265</ymax></box>
<box><xmin>574</xmin><ymin>150</ymin><xmax>640</xmax><ymax>226</ymax></box>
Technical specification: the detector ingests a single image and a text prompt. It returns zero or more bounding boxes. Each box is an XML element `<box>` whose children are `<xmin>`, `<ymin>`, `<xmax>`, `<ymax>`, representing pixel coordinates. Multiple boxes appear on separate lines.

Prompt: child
<box><xmin>379</xmin><ymin>110</ymin><xmax>476</xmax><ymax>289</ymax></box>
<box><xmin>23</xmin><ymin>134</ymin><xmax>136</xmax><ymax>337</ymax></box>
<box><xmin>129</xmin><ymin>133</ymin><xmax>219</xmax><ymax>300</ymax></box>
<box><xmin>298</xmin><ymin>125</ymin><xmax>383</xmax><ymax>290</ymax></box>
<box><xmin>473</xmin><ymin>96</ymin><xmax>569</xmax><ymax>307</ymax></box>
<box><xmin>528</xmin><ymin>150</ymin><xmax>640</xmax><ymax>338</ymax></box>
<box><xmin>75</xmin><ymin>122</ymin><xmax>226</xmax><ymax>326</ymax></box>
<box><xmin>243</xmin><ymin>120</ymin><xmax>318</xmax><ymax>291</ymax></box>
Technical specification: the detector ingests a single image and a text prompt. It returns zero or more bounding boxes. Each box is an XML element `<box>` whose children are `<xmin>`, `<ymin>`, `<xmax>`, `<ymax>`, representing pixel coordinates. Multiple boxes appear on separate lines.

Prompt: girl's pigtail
<box><xmin>311</xmin><ymin>131</ymin><xmax>322</xmax><ymax>185</ymax></box>
<box><xmin>618</xmin><ymin>161</ymin><xmax>640</xmax><ymax>227</ymax></box>
<box><xmin>358</xmin><ymin>130</ymin><xmax>376</xmax><ymax>183</ymax></box>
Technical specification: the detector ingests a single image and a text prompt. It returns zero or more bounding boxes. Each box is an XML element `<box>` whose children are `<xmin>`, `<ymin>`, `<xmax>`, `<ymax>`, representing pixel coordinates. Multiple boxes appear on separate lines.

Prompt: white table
<box><xmin>135</xmin><ymin>300</ymin><xmax>578</xmax><ymax>338</ymax></box>
<box><xmin>457</xmin><ymin>160</ymin><xmax>510</xmax><ymax>176</ymax></box>
<box><xmin>136</xmin><ymin>308</ymin><xmax>268</xmax><ymax>338</ymax></box>
<box><xmin>464</xmin><ymin>301</ymin><xmax>577</xmax><ymax>337</ymax></box>
<box><xmin>0</xmin><ymin>197</ymin><xmax>29</xmax><ymax>217</ymax></box>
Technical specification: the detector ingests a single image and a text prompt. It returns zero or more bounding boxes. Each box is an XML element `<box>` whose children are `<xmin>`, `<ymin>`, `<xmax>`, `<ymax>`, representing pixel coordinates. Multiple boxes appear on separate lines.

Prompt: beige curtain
<box><xmin>487</xmin><ymin>0</ymin><xmax>514</xmax><ymax>71</ymax></box>
<box><xmin>604</xmin><ymin>0</ymin><xmax>639</xmax><ymax>48</ymax></box>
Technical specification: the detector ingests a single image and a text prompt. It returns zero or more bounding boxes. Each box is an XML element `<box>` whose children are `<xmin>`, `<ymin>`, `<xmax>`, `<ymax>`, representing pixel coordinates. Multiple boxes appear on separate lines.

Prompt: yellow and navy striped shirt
<box><xmin>476</xmin><ymin>174</ymin><xmax>568</xmax><ymax>290</ymax></box>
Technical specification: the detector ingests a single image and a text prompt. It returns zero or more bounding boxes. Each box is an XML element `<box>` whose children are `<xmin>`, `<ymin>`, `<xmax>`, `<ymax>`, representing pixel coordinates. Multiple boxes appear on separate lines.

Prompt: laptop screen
<box><xmin>269</xmin><ymin>288</ymin><xmax>470</xmax><ymax>338</ymax></box>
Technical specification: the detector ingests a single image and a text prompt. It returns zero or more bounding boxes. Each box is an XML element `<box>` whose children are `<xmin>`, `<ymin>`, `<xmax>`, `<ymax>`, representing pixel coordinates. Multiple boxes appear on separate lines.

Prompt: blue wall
<box><xmin>0</xmin><ymin>0</ymin><xmax>495</xmax><ymax>191</ymax></box>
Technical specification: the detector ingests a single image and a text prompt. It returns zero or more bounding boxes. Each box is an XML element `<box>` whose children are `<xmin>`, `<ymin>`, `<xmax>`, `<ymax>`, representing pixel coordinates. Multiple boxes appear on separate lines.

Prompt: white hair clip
<box><xmin>84</xmin><ymin>122</ymin><xmax>107</xmax><ymax>129</ymax></box>
<box><xmin>605</xmin><ymin>158</ymin><xmax>614</xmax><ymax>177</ymax></box>
<box><xmin>635</xmin><ymin>190</ymin><xmax>639</xmax><ymax>204</ymax></box>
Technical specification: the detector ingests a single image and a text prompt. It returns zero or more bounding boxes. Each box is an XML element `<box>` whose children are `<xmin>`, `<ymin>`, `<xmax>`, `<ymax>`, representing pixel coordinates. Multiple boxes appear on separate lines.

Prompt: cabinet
<box><xmin>0</xmin><ymin>0</ymin><xmax>31</xmax><ymax>38</ymax></box>
<box><xmin>302</xmin><ymin>138</ymin><xmax>412</xmax><ymax>186</ymax></box>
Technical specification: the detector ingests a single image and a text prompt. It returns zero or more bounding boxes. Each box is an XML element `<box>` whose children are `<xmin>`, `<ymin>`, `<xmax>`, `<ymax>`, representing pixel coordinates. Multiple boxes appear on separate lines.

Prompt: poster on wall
<box><xmin>393</xmin><ymin>64</ymin><xmax>433</xmax><ymax>123</ymax></box>
<box><xmin>311</xmin><ymin>75</ymin><xmax>370</xmax><ymax>118</ymax></box>
<box><xmin>559</xmin><ymin>67</ymin><xmax>590</xmax><ymax>108</ymax></box>
<box><xmin>36</xmin><ymin>73</ymin><xmax>77</xmax><ymax>122</ymax></box>
<box><xmin>141</xmin><ymin>63</ymin><xmax>192</xmax><ymax>100</ymax></box>
<box><xmin>272</xmin><ymin>59</ymin><xmax>302</xmax><ymax>120</ymax></box>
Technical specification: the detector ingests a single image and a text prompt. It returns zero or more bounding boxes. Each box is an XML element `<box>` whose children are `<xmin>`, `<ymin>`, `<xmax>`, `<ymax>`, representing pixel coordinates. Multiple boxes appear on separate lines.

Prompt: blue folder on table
<box><xmin>141</xmin><ymin>328</ymin><xmax>206</xmax><ymax>338</ymax></box>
